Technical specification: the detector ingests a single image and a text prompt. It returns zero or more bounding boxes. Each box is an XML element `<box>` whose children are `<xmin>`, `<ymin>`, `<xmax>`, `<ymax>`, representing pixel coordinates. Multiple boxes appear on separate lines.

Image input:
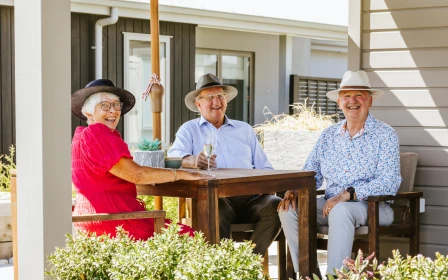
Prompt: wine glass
<box><xmin>203</xmin><ymin>130</ymin><xmax>217</xmax><ymax>173</ymax></box>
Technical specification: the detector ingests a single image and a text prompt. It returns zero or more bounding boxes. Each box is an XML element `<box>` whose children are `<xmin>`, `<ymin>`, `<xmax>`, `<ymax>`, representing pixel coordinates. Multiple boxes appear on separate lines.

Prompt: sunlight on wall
<box><xmin>392</xmin><ymin>90</ymin><xmax>437</xmax><ymax>107</ymax></box>
<box><xmin>408</xmin><ymin>109</ymin><xmax>447</xmax><ymax>127</ymax></box>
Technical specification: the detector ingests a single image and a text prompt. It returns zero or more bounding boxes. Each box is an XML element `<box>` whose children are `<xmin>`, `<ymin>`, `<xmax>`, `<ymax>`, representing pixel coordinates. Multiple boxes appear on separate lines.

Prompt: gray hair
<box><xmin>81</xmin><ymin>92</ymin><xmax>119</xmax><ymax>119</ymax></box>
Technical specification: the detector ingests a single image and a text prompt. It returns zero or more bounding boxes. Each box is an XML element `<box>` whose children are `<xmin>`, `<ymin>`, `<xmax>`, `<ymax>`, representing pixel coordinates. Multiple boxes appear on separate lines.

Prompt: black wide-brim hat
<box><xmin>71</xmin><ymin>79</ymin><xmax>136</xmax><ymax>121</ymax></box>
<box><xmin>185</xmin><ymin>73</ymin><xmax>237</xmax><ymax>112</ymax></box>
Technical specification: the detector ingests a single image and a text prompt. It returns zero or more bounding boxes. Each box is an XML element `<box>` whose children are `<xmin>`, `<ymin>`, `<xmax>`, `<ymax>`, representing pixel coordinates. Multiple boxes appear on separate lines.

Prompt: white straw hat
<box><xmin>326</xmin><ymin>70</ymin><xmax>384</xmax><ymax>102</ymax></box>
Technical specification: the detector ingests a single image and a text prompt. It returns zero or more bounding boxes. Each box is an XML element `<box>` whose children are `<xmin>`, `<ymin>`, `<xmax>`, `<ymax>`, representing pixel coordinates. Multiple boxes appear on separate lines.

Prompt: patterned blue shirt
<box><xmin>169</xmin><ymin>116</ymin><xmax>273</xmax><ymax>169</ymax></box>
<box><xmin>303</xmin><ymin>113</ymin><xmax>402</xmax><ymax>201</ymax></box>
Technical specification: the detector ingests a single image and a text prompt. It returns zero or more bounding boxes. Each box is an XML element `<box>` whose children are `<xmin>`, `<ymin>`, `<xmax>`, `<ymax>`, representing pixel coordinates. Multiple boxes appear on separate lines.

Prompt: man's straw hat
<box><xmin>326</xmin><ymin>70</ymin><xmax>384</xmax><ymax>102</ymax></box>
<box><xmin>185</xmin><ymin>73</ymin><xmax>237</xmax><ymax>112</ymax></box>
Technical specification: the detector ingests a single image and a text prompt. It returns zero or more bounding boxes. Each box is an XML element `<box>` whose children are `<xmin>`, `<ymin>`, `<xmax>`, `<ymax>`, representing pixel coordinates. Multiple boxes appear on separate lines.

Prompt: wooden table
<box><xmin>137</xmin><ymin>168</ymin><xmax>318</xmax><ymax>277</ymax></box>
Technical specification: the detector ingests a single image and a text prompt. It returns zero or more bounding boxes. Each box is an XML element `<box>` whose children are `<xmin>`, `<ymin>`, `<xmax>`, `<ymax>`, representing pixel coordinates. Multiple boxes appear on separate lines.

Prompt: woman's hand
<box><xmin>277</xmin><ymin>190</ymin><xmax>298</xmax><ymax>212</ymax></box>
<box><xmin>177</xmin><ymin>169</ymin><xmax>215</xmax><ymax>181</ymax></box>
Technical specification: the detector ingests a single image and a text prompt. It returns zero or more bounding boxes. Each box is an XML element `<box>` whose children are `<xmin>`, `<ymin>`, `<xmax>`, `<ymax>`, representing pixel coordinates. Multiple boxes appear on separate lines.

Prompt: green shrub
<box><xmin>0</xmin><ymin>145</ymin><xmax>16</xmax><ymax>192</ymax></box>
<box><xmin>137</xmin><ymin>195</ymin><xmax>178</xmax><ymax>221</ymax></box>
<box><xmin>317</xmin><ymin>249</ymin><xmax>448</xmax><ymax>280</ymax></box>
<box><xmin>46</xmin><ymin>224</ymin><xmax>268</xmax><ymax>280</ymax></box>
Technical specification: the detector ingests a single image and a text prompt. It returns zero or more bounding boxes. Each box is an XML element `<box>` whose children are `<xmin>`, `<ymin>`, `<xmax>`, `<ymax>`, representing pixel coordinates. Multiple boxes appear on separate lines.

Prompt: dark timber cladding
<box><xmin>0</xmin><ymin>11</ymin><xmax>196</xmax><ymax>155</ymax></box>
<box><xmin>0</xmin><ymin>6</ymin><xmax>14</xmax><ymax>157</ymax></box>
<box><xmin>71</xmin><ymin>14</ymin><xmax>197</xmax><ymax>140</ymax></box>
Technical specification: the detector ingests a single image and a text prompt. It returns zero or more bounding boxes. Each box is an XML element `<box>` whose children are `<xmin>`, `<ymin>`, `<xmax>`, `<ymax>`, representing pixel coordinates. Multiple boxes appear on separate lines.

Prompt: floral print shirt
<box><xmin>303</xmin><ymin>113</ymin><xmax>402</xmax><ymax>201</ymax></box>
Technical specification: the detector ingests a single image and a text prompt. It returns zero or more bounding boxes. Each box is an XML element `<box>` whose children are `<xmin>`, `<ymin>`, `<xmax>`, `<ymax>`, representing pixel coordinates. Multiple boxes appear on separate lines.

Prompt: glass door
<box><xmin>123</xmin><ymin>33</ymin><xmax>171</xmax><ymax>149</ymax></box>
<box><xmin>196</xmin><ymin>49</ymin><xmax>254</xmax><ymax>124</ymax></box>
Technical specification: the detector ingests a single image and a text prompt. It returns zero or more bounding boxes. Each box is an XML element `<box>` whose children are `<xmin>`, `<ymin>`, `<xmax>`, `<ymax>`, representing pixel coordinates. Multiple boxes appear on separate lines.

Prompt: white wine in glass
<box><xmin>203</xmin><ymin>143</ymin><xmax>214</xmax><ymax>158</ymax></box>
<box><xmin>203</xmin><ymin>130</ymin><xmax>217</xmax><ymax>173</ymax></box>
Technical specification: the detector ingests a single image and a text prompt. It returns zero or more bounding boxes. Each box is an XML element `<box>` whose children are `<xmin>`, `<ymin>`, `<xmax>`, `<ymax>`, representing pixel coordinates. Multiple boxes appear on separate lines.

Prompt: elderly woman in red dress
<box><xmin>71</xmin><ymin>79</ymin><xmax>210</xmax><ymax>239</ymax></box>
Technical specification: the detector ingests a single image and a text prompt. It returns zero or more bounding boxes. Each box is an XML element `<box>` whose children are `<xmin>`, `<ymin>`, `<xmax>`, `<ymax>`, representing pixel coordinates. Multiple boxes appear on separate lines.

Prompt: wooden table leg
<box><xmin>297</xmin><ymin>177</ymin><xmax>318</xmax><ymax>278</ymax></box>
<box><xmin>192</xmin><ymin>186</ymin><xmax>219</xmax><ymax>244</ymax></box>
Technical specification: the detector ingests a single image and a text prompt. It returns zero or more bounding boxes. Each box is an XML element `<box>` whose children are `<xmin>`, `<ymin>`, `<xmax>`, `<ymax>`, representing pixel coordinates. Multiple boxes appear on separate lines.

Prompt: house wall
<box><xmin>196</xmin><ymin>27</ymin><xmax>280</xmax><ymax>125</ymax></box>
<box><xmin>309</xmin><ymin>50</ymin><xmax>347</xmax><ymax>79</ymax></box>
<box><xmin>0</xmin><ymin>6</ymin><xmax>14</xmax><ymax>157</ymax></box>
<box><xmin>71</xmin><ymin>14</ymin><xmax>197</xmax><ymax>141</ymax></box>
<box><xmin>197</xmin><ymin>27</ymin><xmax>348</xmax><ymax>125</ymax></box>
<box><xmin>291</xmin><ymin>37</ymin><xmax>348</xmax><ymax>79</ymax></box>
<box><xmin>351</xmin><ymin>0</ymin><xmax>448</xmax><ymax>256</ymax></box>
<box><xmin>0</xmin><ymin>10</ymin><xmax>197</xmax><ymax>149</ymax></box>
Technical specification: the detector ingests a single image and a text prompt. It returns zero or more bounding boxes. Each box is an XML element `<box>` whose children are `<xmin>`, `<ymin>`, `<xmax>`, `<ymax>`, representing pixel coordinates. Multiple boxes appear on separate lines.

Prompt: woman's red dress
<box><xmin>72</xmin><ymin>123</ymin><xmax>193</xmax><ymax>239</ymax></box>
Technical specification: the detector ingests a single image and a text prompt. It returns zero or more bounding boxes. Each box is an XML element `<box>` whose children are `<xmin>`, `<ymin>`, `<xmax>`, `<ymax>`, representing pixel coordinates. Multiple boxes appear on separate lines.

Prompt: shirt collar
<box><xmin>199</xmin><ymin>115</ymin><xmax>235</xmax><ymax>128</ymax></box>
<box><xmin>335</xmin><ymin>113</ymin><xmax>374</xmax><ymax>137</ymax></box>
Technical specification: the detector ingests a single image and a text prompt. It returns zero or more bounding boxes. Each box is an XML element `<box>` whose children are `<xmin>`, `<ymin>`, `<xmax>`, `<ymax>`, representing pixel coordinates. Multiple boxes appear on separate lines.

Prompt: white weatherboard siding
<box><xmin>350</xmin><ymin>0</ymin><xmax>448</xmax><ymax>256</ymax></box>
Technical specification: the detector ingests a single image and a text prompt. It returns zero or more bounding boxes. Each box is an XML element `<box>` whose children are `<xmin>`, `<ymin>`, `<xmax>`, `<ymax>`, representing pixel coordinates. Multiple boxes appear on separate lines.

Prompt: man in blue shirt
<box><xmin>169</xmin><ymin>73</ymin><xmax>282</xmax><ymax>255</ymax></box>
<box><xmin>278</xmin><ymin>70</ymin><xmax>402</xmax><ymax>277</ymax></box>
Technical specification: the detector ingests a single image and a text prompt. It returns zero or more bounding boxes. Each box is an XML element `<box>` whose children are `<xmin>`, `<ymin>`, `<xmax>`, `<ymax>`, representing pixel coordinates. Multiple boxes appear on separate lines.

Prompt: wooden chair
<box><xmin>10</xmin><ymin>170</ymin><xmax>166</xmax><ymax>280</ymax></box>
<box><xmin>178</xmin><ymin>197</ymin><xmax>287</xmax><ymax>280</ymax></box>
<box><xmin>231</xmin><ymin>224</ymin><xmax>287</xmax><ymax>280</ymax></box>
<box><xmin>287</xmin><ymin>152</ymin><xmax>423</xmax><ymax>279</ymax></box>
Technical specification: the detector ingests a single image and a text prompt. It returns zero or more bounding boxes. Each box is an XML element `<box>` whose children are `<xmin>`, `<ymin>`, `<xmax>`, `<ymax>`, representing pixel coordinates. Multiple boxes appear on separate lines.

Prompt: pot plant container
<box><xmin>133</xmin><ymin>138</ymin><xmax>165</xmax><ymax>168</ymax></box>
<box><xmin>254</xmin><ymin>102</ymin><xmax>337</xmax><ymax>170</ymax></box>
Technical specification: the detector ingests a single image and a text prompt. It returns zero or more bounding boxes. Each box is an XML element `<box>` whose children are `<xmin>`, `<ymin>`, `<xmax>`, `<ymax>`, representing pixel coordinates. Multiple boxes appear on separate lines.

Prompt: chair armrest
<box><xmin>72</xmin><ymin>210</ymin><xmax>166</xmax><ymax>223</ymax></box>
<box><xmin>316</xmin><ymin>190</ymin><xmax>325</xmax><ymax>195</ymax></box>
<box><xmin>367</xmin><ymin>192</ymin><xmax>423</xmax><ymax>202</ymax></box>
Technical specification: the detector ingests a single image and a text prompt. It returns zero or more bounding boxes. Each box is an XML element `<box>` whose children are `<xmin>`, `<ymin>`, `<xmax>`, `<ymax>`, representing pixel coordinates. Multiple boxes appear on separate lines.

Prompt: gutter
<box><xmin>95</xmin><ymin>7</ymin><xmax>119</xmax><ymax>79</ymax></box>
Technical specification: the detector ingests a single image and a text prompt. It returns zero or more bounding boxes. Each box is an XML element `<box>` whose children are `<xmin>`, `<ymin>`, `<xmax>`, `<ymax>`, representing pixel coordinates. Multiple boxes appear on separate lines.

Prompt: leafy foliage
<box><xmin>46</xmin><ymin>224</ymin><xmax>268</xmax><ymax>280</ymax></box>
<box><xmin>137</xmin><ymin>195</ymin><xmax>179</xmax><ymax>222</ymax></box>
<box><xmin>137</xmin><ymin>137</ymin><xmax>161</xmax><ymax>151</ymax></box>
<box><xmin>0</xmin><ymin>145</ymin><xmax>16</xmax><ymax>192</ymax></box>
<box><xmin>305</xmin><ymin>249</ymin><xmax>448</xmax><ymax>280</ymax></box>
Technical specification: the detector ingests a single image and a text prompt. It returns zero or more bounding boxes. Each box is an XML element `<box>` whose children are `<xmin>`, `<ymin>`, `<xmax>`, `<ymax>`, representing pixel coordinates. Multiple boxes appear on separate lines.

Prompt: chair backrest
<box><xmin>398</xmin><ymin>152</ymin><xmax>418</xmax><ymax>193</ymax></box>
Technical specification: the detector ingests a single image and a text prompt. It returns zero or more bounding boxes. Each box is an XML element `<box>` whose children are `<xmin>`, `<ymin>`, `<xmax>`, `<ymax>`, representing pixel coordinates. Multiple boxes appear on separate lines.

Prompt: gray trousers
<box><xmin>278</xmin><ymin>197</ymin><xmax>394</xmax><ymax>275</ymax></box>
<box><xmin>219</xmin><ymin>194</ymin><xmax>282</xmax><ymax>255</ymax></box>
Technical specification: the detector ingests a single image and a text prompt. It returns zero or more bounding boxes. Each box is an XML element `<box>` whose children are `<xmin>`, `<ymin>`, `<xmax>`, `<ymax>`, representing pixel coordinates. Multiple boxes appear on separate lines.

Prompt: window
<box><xmin>123</xmin><ymin>33</ymin><xmax>171</xmax><ymax>149</ymax></box>
<box><xmin>196</xmin><ymin>49</ymin><xmax>254</xmax><ymax>124</ymax></box>
<box><xmin>290</xmin><ymin>75</ymin><xmax>343</xmax><ymax>119</ymax></box>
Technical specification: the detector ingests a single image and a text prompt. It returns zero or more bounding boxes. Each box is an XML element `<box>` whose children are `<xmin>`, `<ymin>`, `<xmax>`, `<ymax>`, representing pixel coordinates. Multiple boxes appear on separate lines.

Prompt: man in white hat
<box><xmin>278</xmin><ymin>70</ymin><xmax>402</xmax><ymax>277</ymax></box>
<box><xmin>169</xmin><ymin>73</ymin><xmax>282</xmax><ymax>256</ymax></box>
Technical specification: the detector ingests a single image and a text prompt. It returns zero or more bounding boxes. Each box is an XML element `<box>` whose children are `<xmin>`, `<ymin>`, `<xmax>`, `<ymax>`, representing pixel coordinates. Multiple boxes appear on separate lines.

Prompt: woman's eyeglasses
<box><xmin>99</xmin><ymin>101</ymin><xmax>123</xmax><ymax>111</ymax></box>
<box><xmin>197</xmin><ymin>93</ymin><xmax>227</xmax><ymax>101</ymax></box>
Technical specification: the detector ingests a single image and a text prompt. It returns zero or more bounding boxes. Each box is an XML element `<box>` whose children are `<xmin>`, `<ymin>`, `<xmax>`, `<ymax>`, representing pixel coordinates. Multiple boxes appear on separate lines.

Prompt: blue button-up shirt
<box><xmin>303</xmin><ymin>113</ymin><xmax>402</xmax><ymax>201</ymax></box>
<box><xmin>169</xmin><ymin>116</ymin><xmax>272</xmax><ymax>169</ymax></box>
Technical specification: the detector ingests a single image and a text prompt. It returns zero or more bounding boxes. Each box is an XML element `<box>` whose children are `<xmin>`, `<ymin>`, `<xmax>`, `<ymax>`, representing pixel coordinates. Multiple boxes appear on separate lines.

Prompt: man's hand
<box><xmin>182</xmin><ymin>153</ymin><xmax>217</xmax><ymax>170</ymax></box>
<box><xmin>196</xmin><ymin>152</ymin><xmax>217</xmax><ymax>170</ymax></box>
<box><xmin>277</xmin><ymin>190</ymin><xmax>298</xmax><ymax>212</ymax></box>
<box><xmin>322</xmin><ymin>190</ymin><xmax>350</xmax><ymax>218</ymax></box>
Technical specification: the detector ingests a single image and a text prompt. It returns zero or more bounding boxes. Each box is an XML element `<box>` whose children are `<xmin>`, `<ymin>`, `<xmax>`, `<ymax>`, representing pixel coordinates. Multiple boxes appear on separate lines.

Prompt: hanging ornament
<box><xmin>142</xmin><ymin>73</ymin><xmax>164</xmax><ymax>112</ymax></box>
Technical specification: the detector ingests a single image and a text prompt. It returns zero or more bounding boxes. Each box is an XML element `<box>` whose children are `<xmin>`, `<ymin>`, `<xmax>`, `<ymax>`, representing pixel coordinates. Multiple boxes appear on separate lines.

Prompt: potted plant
<box><xmin>253</xmin><ymin>101</ymin><xmax>336</xmax><ymax>170</ymax></box>
<box><xmin>0</xmin><ymin>145</ymin><xmax>15</xmax><ymax>263</ymax></box>
<box><xmin>132</xmin><ymin>138</ymin><xmax>165</xmax><ymax>168</ymax></box>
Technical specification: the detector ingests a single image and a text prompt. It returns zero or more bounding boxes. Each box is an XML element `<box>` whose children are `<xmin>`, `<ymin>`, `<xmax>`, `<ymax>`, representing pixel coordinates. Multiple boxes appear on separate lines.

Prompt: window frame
<box><xmin>122</xmin><ymin>32</ymin><xmax>172</xmax><ymax>149</ymax></box>
<box><xmin>196</xmin><ymin>48</ymin><xmax>255</xmax><ymax>125</ymax></box>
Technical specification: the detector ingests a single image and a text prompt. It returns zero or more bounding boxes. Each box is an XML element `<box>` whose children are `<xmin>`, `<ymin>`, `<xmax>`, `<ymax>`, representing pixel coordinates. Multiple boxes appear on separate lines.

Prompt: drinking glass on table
<box><xmin>203</xmin><ymin>130</ymin><xmax>217</xmax><ymax>173</ymax></box>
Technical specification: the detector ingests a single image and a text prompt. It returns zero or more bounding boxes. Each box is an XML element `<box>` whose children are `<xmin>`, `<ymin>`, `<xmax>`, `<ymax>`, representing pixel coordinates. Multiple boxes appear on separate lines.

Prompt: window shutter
<box><xmin>290</xmin><ymin>75</ymin><xmax>343</xmax><ymax>119</ymax></box>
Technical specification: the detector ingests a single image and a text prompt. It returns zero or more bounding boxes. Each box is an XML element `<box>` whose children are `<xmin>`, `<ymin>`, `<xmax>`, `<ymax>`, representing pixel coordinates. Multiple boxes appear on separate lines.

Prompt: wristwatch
<box><xmin>346</xmin><ymin>187</ymin><xmax>356</xmax><ymax>201</ymax></box>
